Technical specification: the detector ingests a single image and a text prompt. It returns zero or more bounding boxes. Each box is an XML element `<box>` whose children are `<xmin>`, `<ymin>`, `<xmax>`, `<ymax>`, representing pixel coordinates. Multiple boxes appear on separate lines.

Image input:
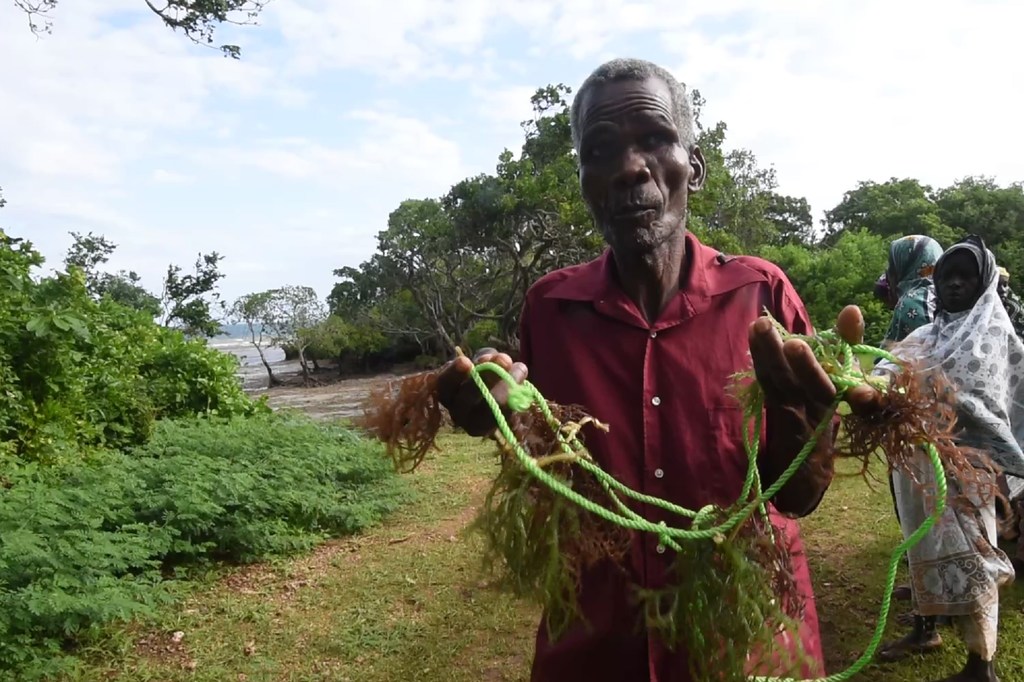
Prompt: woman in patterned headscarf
<box><xmin>877</xmin><ymin>235</ymin><xmax>1024</xmax><ymax>682</ymax></box>
<box><xmin>878</xmin><ymin>236</ymin><xmax>945</xmax><ymax>605</ymax></box>
<box><xmin>882</xmin><ymin>235</ymin><xmax>945</xmax><ymax>343</ymax></box>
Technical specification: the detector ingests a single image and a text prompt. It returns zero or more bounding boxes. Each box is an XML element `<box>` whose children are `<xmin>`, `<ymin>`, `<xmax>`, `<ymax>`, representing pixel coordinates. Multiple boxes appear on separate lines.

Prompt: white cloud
<box><xmin>152</xmin><ymin>169</ymin><xmax>192</xmax><ymax>184</ymax></box>
<box><xmin>657</xmin><ymin>2</ymin><xmax>1024</xmax><ymax>217</ymax></box>
<box><xmin>180</xmin><ymin>111</ymin><xmax>466</xmax><ymax>192</ymax></box>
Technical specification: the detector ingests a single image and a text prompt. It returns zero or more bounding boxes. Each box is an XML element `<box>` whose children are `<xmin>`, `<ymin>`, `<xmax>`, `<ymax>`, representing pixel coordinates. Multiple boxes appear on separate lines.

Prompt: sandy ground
<box><xmin>217</xmin><ymin>336</ymin><xmax>419</xmax><ymax>421</ymax></box>
<box><xmin>259</xmin><ymin>372</ymin><xmax>413</xmax><ymax>421</ymax></box>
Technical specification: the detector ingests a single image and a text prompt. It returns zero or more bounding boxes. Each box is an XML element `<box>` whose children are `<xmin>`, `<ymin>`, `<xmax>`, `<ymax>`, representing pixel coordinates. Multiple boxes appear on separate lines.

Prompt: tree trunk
<box><xmin>255</xmin><ymin>345</ymin><xmax>281</xmax><ymax>388</ymax></box>
<box><xmin>297</xmin><ymin>347</ymin><xmax>311</xmax><ymax>386</ymax></box>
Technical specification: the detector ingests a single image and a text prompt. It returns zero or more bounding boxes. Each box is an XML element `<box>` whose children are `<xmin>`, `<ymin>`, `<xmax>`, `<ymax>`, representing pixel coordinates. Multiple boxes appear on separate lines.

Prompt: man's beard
<box><xmin>602</xmin><ymin>215</ymin><xmax>684</xmax><ymax>254</ymax></box>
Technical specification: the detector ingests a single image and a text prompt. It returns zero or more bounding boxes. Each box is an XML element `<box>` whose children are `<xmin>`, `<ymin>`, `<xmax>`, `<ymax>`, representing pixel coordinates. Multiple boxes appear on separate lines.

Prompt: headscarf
<box><xmin>883</xmin><ymin>235</ymin><xmax>944</xmax><ymax>343</ymax></box>
<box><xmin>886</xmin><ymin>235</ymin><xmax>1024</xmax><ymax>477</ymax></box>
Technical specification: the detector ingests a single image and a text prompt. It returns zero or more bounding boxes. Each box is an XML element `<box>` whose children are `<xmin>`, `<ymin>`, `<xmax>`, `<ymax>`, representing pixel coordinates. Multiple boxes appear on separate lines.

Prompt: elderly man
<box><xmin>438</xmin><ymin>58</ymin><xmax>871</xmax><ymax>681</ymax></box>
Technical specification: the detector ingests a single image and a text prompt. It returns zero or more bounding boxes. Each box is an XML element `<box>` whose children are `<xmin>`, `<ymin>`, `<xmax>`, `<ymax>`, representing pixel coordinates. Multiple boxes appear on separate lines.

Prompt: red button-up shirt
<box><xmin>518</xmin><ymin>233</ymin><xmax>827</xmax><ymax>682</ymax></box>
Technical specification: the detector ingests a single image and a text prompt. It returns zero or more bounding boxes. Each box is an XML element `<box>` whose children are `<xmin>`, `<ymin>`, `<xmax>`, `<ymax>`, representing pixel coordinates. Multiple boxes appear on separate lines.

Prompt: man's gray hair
<box><xmin>569</xmin><ymin>58</ymin><xmax>697</xmax><ymax>153</ymax></box>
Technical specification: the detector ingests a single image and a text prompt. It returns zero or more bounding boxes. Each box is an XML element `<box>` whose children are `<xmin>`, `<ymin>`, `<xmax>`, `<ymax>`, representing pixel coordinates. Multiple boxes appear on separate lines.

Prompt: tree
<box><xmin>442</xmin><ymin>84</ymin><xmax>603</xmax><ymax>348</ymax></box>
<box><xmin>685</xmin><ymin>90</ymin><xmax>810</xmax><ymax>252</ymax></box>
<box><xmin>95</xmin><ymin>270</ymin><xmax>161</xmax><ymax>318</ymax></box>
<box><xmin>229</xmin><ymin>290</ymin><xmax>279</xmax><ymax>387</ymax></box>
<box><xmin>822</xmin><ymin>178</ymin><xmax>964</xmax><ymax>247</ymax></box>
<box><xmin>13</xmin><ymin>0</ymin><xmax>268</xmax><ymax>58</ymax></box>
<box><xmin>933</xmin><ymin>176</ymin><xmax>1024</xmax><ymax>282</ymax></box>
<box><xmin>374</xmin><ymin>198</ymin><xmax>490</xmax><ymax>354</ymax></box>
<box><xmin>824</xmin><ymin>176</ymin><xmax>1024</xmax><ymax>284</ymax></box>
<box><xmin>325</xmin><ymin>84</ymin><xmax>1023</xmax><ymax>372</ymax></box>
<box><xmin>159</xmin><ymin>251</ymin><xmax>226</xmax><ymax>338</ymax></box>
<box><xmin>63</xmin><ymin>231</ymin><xmax>160</xmax><ymax>317</ymax></box>
<box><xmin>264</xmin><ymin>285</ymin><xmax>326</xmax><ymax>384</ymax></box>
<box><xmin>231</xmin><ymin>286</ymin><xmax>326</xmax><ymax>386</ymax></box>
<box><xmin>2</xmin><ymin>224</ymin><xmax>257</xmax><ymax>462</ymax></box>
<box><xmin>63</xmin><ymin>231</ymin><xmax>116</xmax><ymax>288</ymax></box>
<box><xmin>765</xmin><ymin>195</ymin><xmax>815</xmax><ymax>246</ymax></box>
<box><xmin>762</xmin><ymin>230</ymin><xmax>891</xmax><ymax>343</ymax></box>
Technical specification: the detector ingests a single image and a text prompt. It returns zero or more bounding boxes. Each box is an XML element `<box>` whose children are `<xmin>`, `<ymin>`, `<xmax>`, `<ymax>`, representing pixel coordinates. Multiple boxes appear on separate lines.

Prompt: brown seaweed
<box><xmin>473</xmin><ymin>402</ymin><xmax>631</xmax><ymax>639</ymax></box>
<box><xmin>635</xmin><ymin>511</ymin><xmax>809</xmax><ymax>682</ymax></box>
<box><xmin>837</xmin><ymin>359</ymin><xmax>998</xmax><ymax>508</ymax></box>
<box><xmin>352</xmin><ymin>335</ymin><xmax>1002</xmax><ymax>671</ymax></box>
<box><xmin>355</xmin><ymin>370</ymin><xmax>445</xmax><ymax>473</ymax></box>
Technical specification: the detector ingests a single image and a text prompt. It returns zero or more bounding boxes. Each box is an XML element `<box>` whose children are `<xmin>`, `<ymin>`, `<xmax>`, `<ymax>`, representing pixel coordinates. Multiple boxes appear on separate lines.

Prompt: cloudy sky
<box><xmin>2</xmin><ymin>0</ymin><xmax>1022</xmax><ymax>303</ymax></box>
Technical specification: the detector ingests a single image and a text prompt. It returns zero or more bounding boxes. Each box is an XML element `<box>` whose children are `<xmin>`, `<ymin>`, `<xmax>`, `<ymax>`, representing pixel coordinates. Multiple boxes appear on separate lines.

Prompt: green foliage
<box><xmin>932</xmin><ymin>176</ymin><xmax>1024</xmax><ymax>283</ymax></box>
<box><xmin>464</xmin><ymin>319</ymin><xmax>500</xmax><ymax>355</ymax></box>
<box><xmin>160</xmin><ymin>251</ymin><xmax>227</xmax><ymax>339</ymax></box>
<box><xmin>824</xmin><ymin>178</ymin><xmax>957</xmax><ymax>244</ymax></box>
<box><xmin>0</xmin><ymin>414</ymin><xmax>408</xmax><ymax>679</ymax></box>
<box><xmin>14</xmin><ymin>0</ymin><xmax>268</xmax><ymax>58</ymax></box>
<box><xmin>0</xmin><ymin>230</ymin><xmax>259</xmax><ymax>463</ymax></box>
<box><xmin>64</xmin><ymin>231</ymin><xmax>162</xmax><ymax>317</ymax></box>
<box><xmin>327</xmin><ymin>82</ymin><xmax>1020</xmax><ymax>366</ymax></box>
<box><xmin>823</xmin><ymin>175</ymin><xmax>1024</xmax><ymax>284</ymax></box>
<box><xmin>762</xmin><ymin>230</ymin><xmax>891</xmax><ymax>343</ymax></box>
<box><xmin>140</xmin><ymin>326</ymin><xmax>265</xmax><ymax>419</ymax></box>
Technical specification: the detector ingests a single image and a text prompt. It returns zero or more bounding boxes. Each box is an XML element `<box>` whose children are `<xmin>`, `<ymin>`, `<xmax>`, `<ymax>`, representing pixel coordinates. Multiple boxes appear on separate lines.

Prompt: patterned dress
<box><xmin>880</xmin><ymin>237</ymin><xmax>1024</xmax><ymax>660</ymax></box>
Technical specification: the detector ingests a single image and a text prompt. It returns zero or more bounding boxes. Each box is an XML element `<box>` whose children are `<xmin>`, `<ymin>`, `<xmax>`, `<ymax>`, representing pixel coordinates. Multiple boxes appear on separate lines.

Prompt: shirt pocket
<box><xmin>705</xmin><ymin>405</ymin><xmax>754</xmax><ymax>504</ymax></box>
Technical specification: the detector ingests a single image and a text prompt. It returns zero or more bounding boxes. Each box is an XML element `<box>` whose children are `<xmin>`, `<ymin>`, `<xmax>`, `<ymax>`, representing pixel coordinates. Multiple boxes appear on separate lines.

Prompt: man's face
<box><xmin>576</xmin><ymin>77</ymin><xmax>705</xmax><ymax>256</ymax></box>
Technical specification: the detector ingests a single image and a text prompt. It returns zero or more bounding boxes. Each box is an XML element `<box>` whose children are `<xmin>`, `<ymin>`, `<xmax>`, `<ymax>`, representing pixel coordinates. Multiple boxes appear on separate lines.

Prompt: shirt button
<box><xmin>656</xmin><ymin>544</ymin><xmax>666</xmax><ymax>554</ymax></box>
<box><xmin>650</xmin><ymin>330</ymin><xmax>658</xmax><ymax>338</ymax></box>
<box><xmin>651</xmin><ymin>396</ymin><xmax>661</xmax><ymax>406</ymax></box>
<box><xmin>654</xmin><ymin>468</ymin><xmax>664</xmax><ymax>479</ymax></box>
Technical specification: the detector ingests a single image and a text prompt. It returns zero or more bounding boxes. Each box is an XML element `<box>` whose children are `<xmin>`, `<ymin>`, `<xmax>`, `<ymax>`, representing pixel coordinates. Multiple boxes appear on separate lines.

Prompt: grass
<box><xmin>56</xmin><ymin>433</ymin><xmax>1024</xmax><ymax>682</ymax></box>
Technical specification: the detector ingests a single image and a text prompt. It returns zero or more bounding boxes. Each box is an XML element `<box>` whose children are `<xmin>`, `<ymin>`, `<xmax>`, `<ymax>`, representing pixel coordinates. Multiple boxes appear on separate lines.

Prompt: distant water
<box><xmin>208</xmin><ymin>336</ymin><xmax>286</xmax><ymax>367</ymax></box>
<box><xmin>210</xmin><ymin>326</ymin><xmax>290</xmax><ymax>389</ymax></box>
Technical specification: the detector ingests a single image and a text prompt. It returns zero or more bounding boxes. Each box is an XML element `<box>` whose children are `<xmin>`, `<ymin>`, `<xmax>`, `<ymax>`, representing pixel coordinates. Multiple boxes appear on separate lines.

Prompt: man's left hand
<box><xmin>748</xmin><ymin>305</ymin><xmax>878</xmax><ymax>422</ymax></box>
<box><xmin>747</xmin><ymin>305</ymin><xmax>881</xmax><ymax>515</ymax></box>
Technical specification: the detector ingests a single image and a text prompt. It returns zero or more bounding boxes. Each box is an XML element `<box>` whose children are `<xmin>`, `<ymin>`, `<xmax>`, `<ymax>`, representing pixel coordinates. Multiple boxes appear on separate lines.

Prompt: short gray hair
<box><xmin>570</xmin><ymin>58</ymin><xmax>697</xmax><ymax>153</ymax></box>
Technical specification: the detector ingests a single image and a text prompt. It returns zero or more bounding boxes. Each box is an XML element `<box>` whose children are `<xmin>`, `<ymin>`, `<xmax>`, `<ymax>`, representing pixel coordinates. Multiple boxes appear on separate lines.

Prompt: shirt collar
<box><xmin>542</xmin><ymin>231</ymin><xmax>764</xmax><ymax>329</ymax></box>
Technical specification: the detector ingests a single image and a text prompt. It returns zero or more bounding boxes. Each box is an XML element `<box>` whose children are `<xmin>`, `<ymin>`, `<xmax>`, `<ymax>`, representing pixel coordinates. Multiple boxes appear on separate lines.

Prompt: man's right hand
<box><xmin>436</xmin><ymin>347</ymin><xmax>529</xmax><ymax>437</ymax></box>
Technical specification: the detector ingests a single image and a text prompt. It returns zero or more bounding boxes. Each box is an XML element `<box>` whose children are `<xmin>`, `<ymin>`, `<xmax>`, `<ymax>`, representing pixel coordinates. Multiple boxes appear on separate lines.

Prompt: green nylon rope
<box><xmin>466</xmin><ymin>335</ymin><xmax>949</xmax><ymax>682</ymax></box>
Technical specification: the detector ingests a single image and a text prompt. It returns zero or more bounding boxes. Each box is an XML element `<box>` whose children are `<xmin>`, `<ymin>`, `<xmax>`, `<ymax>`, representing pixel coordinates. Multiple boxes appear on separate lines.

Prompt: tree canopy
<box><xmin>5</xmin><ymin>83</ymin><xmax>1022</xmax><ymax>384</ymax></box>
<box><xmin>319</xmin><ymin>83</ymin><xmax>1024</xmax><ymax>366</ymax></box>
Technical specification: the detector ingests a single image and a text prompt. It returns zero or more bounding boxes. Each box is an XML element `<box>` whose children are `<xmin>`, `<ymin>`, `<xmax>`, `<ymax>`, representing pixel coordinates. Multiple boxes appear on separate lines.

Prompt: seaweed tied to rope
<box><xmin>355</xmin><ymin>312</ymin><xmax>970</xmax><ymax>682</ymax></box>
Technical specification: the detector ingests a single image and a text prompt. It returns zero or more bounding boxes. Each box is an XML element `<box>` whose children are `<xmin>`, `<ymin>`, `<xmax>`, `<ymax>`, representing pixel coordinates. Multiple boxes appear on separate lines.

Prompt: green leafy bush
<box><xmin>0</xmin><ymin>231</ymin><xmax>263</xmax><ymax>463</ymax></box>
<box><xmin>0</xmin><ymin>414</ymin><xmax>408</xmax><ymax>678</ymax></box>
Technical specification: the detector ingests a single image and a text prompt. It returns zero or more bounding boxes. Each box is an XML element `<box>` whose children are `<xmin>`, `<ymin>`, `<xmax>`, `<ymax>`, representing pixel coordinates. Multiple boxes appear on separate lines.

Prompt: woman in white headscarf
<box><xmin>876</xmin><ymin>235</ymin><xmax>1024</xmax><ymax>682</ymax></box>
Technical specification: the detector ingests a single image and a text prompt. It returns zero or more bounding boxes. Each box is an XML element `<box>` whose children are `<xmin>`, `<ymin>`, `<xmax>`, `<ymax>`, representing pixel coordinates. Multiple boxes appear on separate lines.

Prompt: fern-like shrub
<box><xmin>0</xmin><ymin>413</ymin><xmax>408</xmax><ymax>679</ymax></box>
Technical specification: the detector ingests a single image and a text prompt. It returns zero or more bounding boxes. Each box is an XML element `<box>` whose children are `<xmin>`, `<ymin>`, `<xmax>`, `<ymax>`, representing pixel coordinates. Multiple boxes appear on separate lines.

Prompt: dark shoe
<box><xmin>928</xmin><ymin>652</ymin><xmax>999</xmax><ymax>682</ymax></box>
<box><xmin>878</xmin><ymin>616</ymin><xmax>943</xmax><ymax>663</ymax></box>
<box><xmin>893</xmin><ymin>584</ymin><xmax>913</xmax><ymax>601</ymax></box>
